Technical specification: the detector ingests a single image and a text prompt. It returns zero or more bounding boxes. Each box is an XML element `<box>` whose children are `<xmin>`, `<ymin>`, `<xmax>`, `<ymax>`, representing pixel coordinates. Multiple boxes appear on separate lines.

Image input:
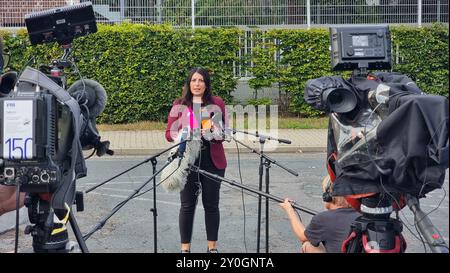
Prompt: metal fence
<box><xmin>0</xmin><ymin>0</ymin><xmax>448</xmax><ymax>28</ymax></box>
<box><xmin>1</xmin><ymin>0</ymin><xmax>447</xmax><ymax>78</ymax></box>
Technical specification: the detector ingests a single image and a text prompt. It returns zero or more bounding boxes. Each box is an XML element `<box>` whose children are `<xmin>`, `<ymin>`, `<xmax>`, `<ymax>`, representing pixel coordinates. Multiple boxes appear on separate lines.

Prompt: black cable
<box><xmin>71</xmin><ymin>59</ymin><xmax>87</xmax><ymax>103</ymax></box>
<box><xmin>380</xmin><ymin>174</ymin><xmax>449</xmax><ymax>252</ymax></box>
<box><xmin>84</xmin><ymin>159</ymin><xmax>181</xmax><ymax>240</ymax></box>
<box><xmin>17</xmin><ymin>56</ymin><xmax>35</xmax><ymax>78</ymax></box>
<box><xmin>235</xmin><ymin>138</ymin><xmax>248</xmax><ymax>253</ymax></box>
<box><xmin>197</xmin><ymin>166</ymin><xmax>315</xmax><ymax>254</ymax></box>
<box><xmin>112</xmin><ymin>161</ymin><xmax>181</xmax><ymax>210</ymax></box>
<box><xmin>362</xmin><ymin>101</ymin><xmax>430</xmax><ymax>250</ymax></box>
<box><xmin>217</xmin><ymin>177</ymin><xmax>262</xmax><ymax>200</ymax></box>
<box><xmin>378</xmin><ymin>177</ymin><xmax>429</xmax><ymax>251</ymax></box>
<box><xmin>197</xmin><ymin>167</ymin><xmax>293</xmax><ymax>205</ymax></box>
<box><xmin>196</xmin><ymin>137</ymin><xmax>202</xmax><ymax>196</ymax></box>
<box><xmin>14</xmin><ymin>182</ymin><xmax>20</xmax><ymax>253</ymax></box>
<box><xmin>85</xmin><ymin>132</ymin><xmax>191</xmax><ymax>240</ymax></box>
<box><xmin>362</xmin><ymin>95</ymin><xmax>448</xmax><ymax>252</ymax></box>
<box><xmin>293</xmin><ymin>202</ymin><xmax>303</xmax><ymax>222</ymax></box>
<box><xmin>418</xmin><ymin>118</ymin><xmax>448</xmax><ymax>198</ymax></box>
<box><xmin>84</xmin><ymin>148</ymin><xmax>96</xmax><ymax>160</ymax></box>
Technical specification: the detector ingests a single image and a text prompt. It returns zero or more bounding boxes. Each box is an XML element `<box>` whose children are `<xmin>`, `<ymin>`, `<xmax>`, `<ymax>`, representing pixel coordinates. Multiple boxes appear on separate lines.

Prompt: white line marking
<box><xmin>88</xmin><ymin>192</ymin><xmax>180</xmax><ymax>206</ymax></box>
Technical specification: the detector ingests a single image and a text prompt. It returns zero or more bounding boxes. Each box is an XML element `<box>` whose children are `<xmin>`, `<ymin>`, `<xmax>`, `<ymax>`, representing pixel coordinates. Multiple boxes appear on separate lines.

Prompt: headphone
<box><xmin>322</xmin><ymin>179</ymin><xmax>333</xmax><ymax>203</ymax></box>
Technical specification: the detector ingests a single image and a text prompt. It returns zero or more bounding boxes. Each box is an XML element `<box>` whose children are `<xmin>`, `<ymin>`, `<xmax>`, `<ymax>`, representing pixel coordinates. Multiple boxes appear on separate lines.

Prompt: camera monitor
<box><xmin>330</xmin><ymin>26</ymin><xmax>391</xmax><ymax>71</ymax></box>
<box><xmin>25</xmin><ymin>1</ymin><xmax>97</xmax><ymax>46</ymax></box>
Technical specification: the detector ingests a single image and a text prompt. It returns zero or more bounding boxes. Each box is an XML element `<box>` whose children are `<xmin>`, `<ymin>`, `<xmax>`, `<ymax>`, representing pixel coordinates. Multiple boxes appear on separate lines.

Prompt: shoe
<box><xmin>181</xmin><ymin>249</ymin><xmax>190</xmax><ymax>253</ymax></box>
<box><xmin>207</xmin><ymin>248</ymin><xmax>218</xmax><ymax>253</ymax></box>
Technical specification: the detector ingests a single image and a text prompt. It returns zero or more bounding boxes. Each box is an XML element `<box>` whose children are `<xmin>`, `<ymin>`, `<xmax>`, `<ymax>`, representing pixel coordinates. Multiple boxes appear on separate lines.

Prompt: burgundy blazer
<box><xmin>165</xmin><ymin>96</ymin><xmax>227</xmax><ymax>170</ymax></box>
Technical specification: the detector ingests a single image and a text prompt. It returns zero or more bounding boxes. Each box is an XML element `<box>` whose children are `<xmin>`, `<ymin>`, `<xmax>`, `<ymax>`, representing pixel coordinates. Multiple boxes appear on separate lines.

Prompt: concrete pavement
<box><xmin>99</xmin><ymin>129</ymin><xmax>328</xmax><ymax>156</ymax></box>
<box><xmin>1</xmin><ymin>129</ymin><xmax>326</xmax><ymax>235</ymax></box>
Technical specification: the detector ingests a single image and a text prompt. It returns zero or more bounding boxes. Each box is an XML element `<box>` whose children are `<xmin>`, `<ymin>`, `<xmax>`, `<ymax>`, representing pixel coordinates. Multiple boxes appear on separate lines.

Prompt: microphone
<box><xmin>209</xmin><ymin>114</ymin><xmax>232</xmax><ymax>142</ymax></box>
<box><xmin>0</xmin><ymin>71</ymin><xmax>18</xmax><ymax>97</ymax></box>
<box><xmin>201</xmin><ymin>111</ymin><xmax>214</xmax><ymax>131</ymax></box>
<box><xmin>277</xmin><ymin>138</ymin><xmax>291</xmax><ymax>144</ymax></box>
<box><xmin>177</xmin><ymin>127</ymin><xmax>190</xmax><ymax>158</ymax></box>
<box><xmin>67</xmin><ymin>79</ymin><xmax>107</xmax><ymax>119</ymax></box>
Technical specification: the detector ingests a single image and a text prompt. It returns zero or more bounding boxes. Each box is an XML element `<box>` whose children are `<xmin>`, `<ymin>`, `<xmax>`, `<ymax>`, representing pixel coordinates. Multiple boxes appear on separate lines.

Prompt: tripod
<box><xmin>231</xmin><ymin>129</ymin><xmax>296</xmax><ymax>253</ymax></box>
<box><xmin>83</xmin><ymin>140</ymin><xmax>188</xmax><ymax>252</ymax></box>
<box><xmin>343</xmin><ymin>213</ymin><xmax>406</xmax><ymax>253</ymax></box>
<box><xmin>342</xmin><ymin>193</ymin><xmax>449</xmax><ymax>253</ymax></box>
<box><xmin>341</xmin><ymin>194</ymin><xmax>407</xmax><ymax>253</ymax></box>
<box><xmin>23</xmin><ymin>192</ymin><xmax>89</xmax><ymax>253</ymax></box>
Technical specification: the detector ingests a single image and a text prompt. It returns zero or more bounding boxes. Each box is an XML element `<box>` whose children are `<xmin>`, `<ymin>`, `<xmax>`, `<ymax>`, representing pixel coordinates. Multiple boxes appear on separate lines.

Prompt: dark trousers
<box><xmin>179</xmin><ymin>149</ymin><xmax>225</xmax><ymax>243</ymax></box>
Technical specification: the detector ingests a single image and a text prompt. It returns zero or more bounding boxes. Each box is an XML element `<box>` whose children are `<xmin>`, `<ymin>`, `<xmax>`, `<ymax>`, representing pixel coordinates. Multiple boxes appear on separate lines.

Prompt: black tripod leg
<box><xmin>265</xmin><ymin>161</ymin><xmax>270</xmax><ymax>253</ymax></box>
<box><xmin>151</xmin><ymin>158</ymin><xmax>158</xmax><ymax>253</ymax></box>
<box><xmin>257</xmin><ymin>156</ymin><xmax>264</xmax><ymax>253</ymax></box>
<box><xmin>69</xmin><ymin>211</ymin><xmax>89</xmax><ymax>253</ymax></box>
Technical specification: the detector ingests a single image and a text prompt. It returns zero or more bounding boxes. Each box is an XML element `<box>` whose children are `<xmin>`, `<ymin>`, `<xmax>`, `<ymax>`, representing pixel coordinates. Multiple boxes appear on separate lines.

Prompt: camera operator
<box><xmin>0</xmin><ymin>186</ymin><xmax>24</xmax><ymax>216</ymax></box>
<box><xmin>279</xmin><ymin>176</ymin><xmax>360</xmax><ymax>253</ymax></box>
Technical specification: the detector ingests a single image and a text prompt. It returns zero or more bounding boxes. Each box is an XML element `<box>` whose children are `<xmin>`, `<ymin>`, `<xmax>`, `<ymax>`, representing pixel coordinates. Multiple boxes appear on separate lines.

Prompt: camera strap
<box><xmin>18</xmin><ymin>67</ymin><xmax>86</xmax><ymax>210</ymax></box>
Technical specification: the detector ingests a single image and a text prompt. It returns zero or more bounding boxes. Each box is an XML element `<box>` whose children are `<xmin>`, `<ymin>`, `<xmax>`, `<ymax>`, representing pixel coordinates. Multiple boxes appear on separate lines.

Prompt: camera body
<box><xmin>0</xmin><ymin>2</ymin><xmax>113</xmax><ymax>252</ymax></box>
<box><xmin>0</xmin><ymin>81</ymin><xmax>73</xmax><ymax>193</ymax></box>
<box><xmin>0</xmin><ymin>2</ymin><xmax>102</xmax><ymax>196</ymax></box>
<box><xmin>305</xmin><ymin>25</ymin><xmax>448</xmax><ymax>201</ymax></box>
<box><xmin>305</xmin><ymin>26</ymin><xmax>449</xmax><ymax>253</ymax></box>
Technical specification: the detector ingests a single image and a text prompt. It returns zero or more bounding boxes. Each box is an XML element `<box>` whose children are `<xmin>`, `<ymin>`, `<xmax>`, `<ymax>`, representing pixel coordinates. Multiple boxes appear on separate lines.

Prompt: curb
<box><xmin>97</xmin><ymin>146</ymin><xmax>327</xmax><ymax>156</ymax></box>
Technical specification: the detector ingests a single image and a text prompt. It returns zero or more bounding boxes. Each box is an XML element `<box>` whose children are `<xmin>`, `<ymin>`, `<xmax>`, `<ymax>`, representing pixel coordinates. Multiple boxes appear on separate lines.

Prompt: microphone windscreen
<box><xmin>67</xmin><ymin>79</ymin><xmax>107</xmax><ymax>118</ymax></box>
<box><xmin>178</xmin><ymin>127</ymin><xmax>189</xmax><ymax>154</ymax></box>
<box><xmin>0</xmin><ymin>71</ymin><xmax>18</xmax><ymax>97</ymax></box>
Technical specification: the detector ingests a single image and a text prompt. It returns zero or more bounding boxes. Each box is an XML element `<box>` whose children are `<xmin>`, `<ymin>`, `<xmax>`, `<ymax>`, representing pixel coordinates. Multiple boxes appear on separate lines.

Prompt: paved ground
<box><xmin>1</xmin><ymin>152</ymin><xmax>448</xmax><ymax>253</ymax></box>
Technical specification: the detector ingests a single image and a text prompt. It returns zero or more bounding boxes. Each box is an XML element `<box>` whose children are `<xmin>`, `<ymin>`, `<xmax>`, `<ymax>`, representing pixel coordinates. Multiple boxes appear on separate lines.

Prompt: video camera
<box><xmin>304</xmin><ymin>26</ymin><xmax>448</xmax><ymax>253</ymax></box>
<box><xmin>305</xmin><ymin>25</ymin><xmax>448</xmax><ymax>199</ymax></box>
<box><xmin>0</xmin><ymin>2</ymin><xmax>112</xmax><ymax>252</ymax></box>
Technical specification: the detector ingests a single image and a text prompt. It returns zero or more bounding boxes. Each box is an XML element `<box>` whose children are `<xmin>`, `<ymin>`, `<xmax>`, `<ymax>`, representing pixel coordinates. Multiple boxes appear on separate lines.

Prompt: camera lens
<box><xmin>323</xmin><ymin>87</ymin><xmax>357</xmax><ymax>113</ymax></box>
<box><xmin>328</xmin><ymin>92</ymin><xmax>344</xmax><ymax>105</ymax></box>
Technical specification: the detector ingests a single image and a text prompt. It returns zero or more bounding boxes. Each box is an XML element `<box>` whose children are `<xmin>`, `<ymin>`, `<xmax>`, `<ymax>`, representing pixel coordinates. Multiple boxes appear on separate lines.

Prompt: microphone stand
<box><xmin>150</xmin><ymin>156</ymin><xmax>158</xmax><ymax>253</ymax></box>
<box><xmin>231</xmin><ymin>129</ymin><xmax>297</xmax><ymax>253</ymax></box>
<box><xmin>189</xmin><ymin>164</ymin><xmax>316</xmax><ymax>216</ymax></box>
<box><xmin>85</xmin><ymin>141</ymin><xmax>186</xmax><ymax>194</ymax></box>
<box><xmin>83</xmin><ymin>140</ymin><xmax>188</xmax><ymax>252</ymax></box>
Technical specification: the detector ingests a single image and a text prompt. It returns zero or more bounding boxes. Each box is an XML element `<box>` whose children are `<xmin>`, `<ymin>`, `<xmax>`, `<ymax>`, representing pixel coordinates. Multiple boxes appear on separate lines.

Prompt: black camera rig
<box><xmin>305</xmin><ymin>26</ymin><xmax>448</xmax><ymax>253</ymax></box>
<box><xmin>0</xmin><ymin>1</ymin><xmax>112</xmax><ymax>253</ymax></box>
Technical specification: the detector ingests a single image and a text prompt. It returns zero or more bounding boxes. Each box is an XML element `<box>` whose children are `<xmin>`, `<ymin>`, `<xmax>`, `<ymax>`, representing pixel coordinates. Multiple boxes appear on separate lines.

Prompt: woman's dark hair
<box><xmin>179</xmin><ymin>67</ymin><xmax>212</xmax><ymax>107</ymax></box>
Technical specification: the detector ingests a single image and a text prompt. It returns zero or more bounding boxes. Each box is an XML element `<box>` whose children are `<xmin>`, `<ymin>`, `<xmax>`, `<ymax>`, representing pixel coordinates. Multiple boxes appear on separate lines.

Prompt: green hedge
<box><xmin>1</xmin><ymin>24</ymin><xmax>241</xmax><ymax>123</ymax></box>
<box><xmin>391</xmin><ymin>25</ymin><xmax>449</xmax><ymax>97</ymax></box>
<box><xmin>1</xmin><ymin>23</ymin><xmax>448</xmax><ymax>121</ymax></box>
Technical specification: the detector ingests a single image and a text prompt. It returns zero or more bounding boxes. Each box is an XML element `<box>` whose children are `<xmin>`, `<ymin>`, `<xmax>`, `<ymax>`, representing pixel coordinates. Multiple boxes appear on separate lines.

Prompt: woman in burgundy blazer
<box><xmin>165</xmin><ymin>67</ymin><xmax>227</xmax><ymax>253</ymax></box>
